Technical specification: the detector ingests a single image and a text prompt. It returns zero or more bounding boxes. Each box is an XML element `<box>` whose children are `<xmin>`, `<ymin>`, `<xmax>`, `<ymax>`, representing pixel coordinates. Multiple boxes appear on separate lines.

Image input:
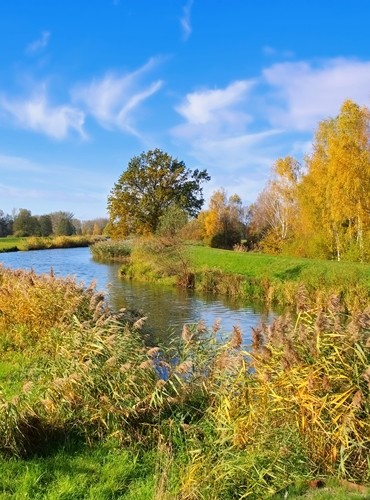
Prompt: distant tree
<box><xmin>92</xmin><ymin>223</ymin><xmax>101</xmax><ymax>236</ymax></box>
<box><xmin>72</xmin><ymin>218</ymin><xmax>82</xmax><ymax>235</ymax></box>
<box><xmin>107</xmin><ymin>149</ymin><xmax>210</xmax><ymax>238</ymax></box>
<box><xmin>13</xmin><ymin>209</ymin><xmax>40</xmax><ymax>236</ymax></box>
<box><xmin>0</xmin><ymin>210</ymin><xmax>13</xmax><ymax>237</ymax></box>
<box><xmin>38</xmin><ymin>215</ymin><xmax>53</xmax><ymax>236</ymax></box>
<box><xmin>81</xmin><ymin>218</ymin><xmax>108</xmax><ymax>235</ymax></box>
<box><xmin>49</xmin><ymin>211</ymin><xmax>76</xmax><ymax>236</ymax></box>
<box><xmin>56</xmin><ymin>218</ymin><xmax>76</xmax><ymax>236</ymax></box>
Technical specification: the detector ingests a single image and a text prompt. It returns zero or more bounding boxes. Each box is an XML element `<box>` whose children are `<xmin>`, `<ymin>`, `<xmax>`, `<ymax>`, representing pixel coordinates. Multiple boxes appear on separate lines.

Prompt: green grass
<box><xmin>0</xmin><ymin>444</ymin><xmax>160</xmax><ymax>499</ymax></box>
<box><xmin>187</xmin><ymin>245</ymin><xmax>370</xmax><ymax>287</ymax></box>
<box><xmin>0</xmin><ymin>237</ymin><xmax>24</xmax><ymax>252</ymax></box>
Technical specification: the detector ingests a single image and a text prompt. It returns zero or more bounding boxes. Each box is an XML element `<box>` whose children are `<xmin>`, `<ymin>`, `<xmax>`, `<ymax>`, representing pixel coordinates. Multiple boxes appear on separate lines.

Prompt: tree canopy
<box><xmin>107</xmin><ymin>149</ymin><xmax>210</xmax><ymax>237</ymax></box>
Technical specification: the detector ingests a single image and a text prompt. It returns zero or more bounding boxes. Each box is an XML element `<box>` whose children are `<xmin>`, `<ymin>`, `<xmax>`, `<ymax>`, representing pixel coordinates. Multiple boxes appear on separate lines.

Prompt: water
<box><xmin>0</xmin><ymin>247</ymin><xmax>276</xmax><ymax>343</ymax></box>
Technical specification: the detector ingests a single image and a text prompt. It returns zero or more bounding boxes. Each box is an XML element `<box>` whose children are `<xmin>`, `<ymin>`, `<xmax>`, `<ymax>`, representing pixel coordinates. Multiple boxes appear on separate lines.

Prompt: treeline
<box><xmin>0</xmin><ymin>209</ymin><xmax>108</xmax><ymax>238</ymax></box>
<box><xmin>184</xmin><ymin>99</ymin><xmax>370</xmax><ymax>262</ymax></box>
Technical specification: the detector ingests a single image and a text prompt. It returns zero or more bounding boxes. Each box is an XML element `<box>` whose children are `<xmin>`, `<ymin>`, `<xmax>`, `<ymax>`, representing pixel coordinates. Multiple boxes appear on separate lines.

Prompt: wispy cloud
<box><xmin>175</xmin><ymin>80</ymin><xmax>254</xmax><ymax>127</ymax></box>
<box><xmin>172</xmin><ymin>79</ymin><xmax>285</xmax><ymax>201</ymax></box>
<box><xmin>26</xmin><ymin>31</ymin><xmax>50</xmax><ymax>55</ymax></box>
<box><xmin>263</xmin><ymin>58</ymin><xmax>370</xmax><ymax>130</ymax></box>
<box><xmin>72</xmin><ymin>58</ymin><xmax>163</xmax><ymax>140</ymax></box>
<box><xmin>0</xmin><ymin>85</ymin><xmax>86</xmax><ymax>140</ymax></box>
<box><xmin>0</xmin><ymin>154</ymin><xmax>48</xmax><ymax>173</ymax></box>
<box><xmin>180</xmin><ymin>0</ymin><xmax>194</xmax><ymax>41</ymax></box>
<box><xmin>262</xmin><ymin>45</ymin><xmax>294</xmax><ymax>58</ymax></box>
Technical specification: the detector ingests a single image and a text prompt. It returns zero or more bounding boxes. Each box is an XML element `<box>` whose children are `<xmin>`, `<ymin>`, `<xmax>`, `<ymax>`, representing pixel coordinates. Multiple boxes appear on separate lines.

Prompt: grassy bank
<box><xmin>108</xmin><ymin>237</ymin><xmax>370</xmax><ymax>311</ymax></box>
<box><xmin>0</xmin><ymin>235</ymin><xmax>94</xmax><ymax>252</ymax></box>
<box><xmin>1</xmin><ymin>265</ymin><xmax>370</xmax><ymax>497</ymax></box>
<box><xmin>188</xmin><ymin>245</ymin><xmax>370</xmax><ymax>310</ymax></box>
<box><xmin>0</xmin><ymin>237</ymin><xmax>25</xmax><ymax>252</ymax></box>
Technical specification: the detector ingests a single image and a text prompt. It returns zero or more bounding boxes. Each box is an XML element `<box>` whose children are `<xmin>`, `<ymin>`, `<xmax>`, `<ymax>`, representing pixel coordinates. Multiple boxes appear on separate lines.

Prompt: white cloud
<box><xmin>26</xmin><ymin>31</ymin><xmax>50</xmax><ymax>55</ymax></box>
<box><xmin>72</xmin><ymin>58</ymin><xmax>163</xmax><ymax>139</ymax></box>
<box><xmin>263</xmin><ymin>58</ymin><xmax>370</xmax><ymax>130</ymax></box>
<box><xmin>175</xmin><ymin>80</ymin><xmax>254</xmax><ymax>126</ymax></box>
<box><xmin>180</xmin><ymin>0</ymin><xmax>194</xmax><ymax>41</ymax></box>
<box><xmin>172</xmin><ymin>79</ymin><xmax>285</xmax><ymax>201</ymax></box>
<box><xmin>0</xmin><ymin>86</ymin><xmax>86</xmax><ymax>140</ymax></box>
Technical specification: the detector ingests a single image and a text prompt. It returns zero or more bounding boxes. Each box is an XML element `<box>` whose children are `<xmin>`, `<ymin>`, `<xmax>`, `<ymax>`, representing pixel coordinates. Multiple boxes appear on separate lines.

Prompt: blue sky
<box><xmin>1</xmin><ymin>0</ymin><xmax>370</xmax><ymax>220</ymax></box>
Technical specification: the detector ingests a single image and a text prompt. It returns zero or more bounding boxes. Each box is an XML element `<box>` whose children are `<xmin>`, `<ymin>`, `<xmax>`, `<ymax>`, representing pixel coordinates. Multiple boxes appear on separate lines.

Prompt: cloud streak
<box><xmin>180</xmin><ymin>0</ymin><xmax>194</xmax><ymax>41</ymax></box>
<box><xmin>26</xmin><ymin>31</ymin><xmax>50</xmax><ymax>55</ymax></box>
<box><xmin>0</xmin><ymin>86</ymin><xmax>86</xmax><ymax>140</ymax></box>
<box><xmin>73</xmin><ymin>58</ymin><xmax>163</xmax><ymax>140</ymax></box>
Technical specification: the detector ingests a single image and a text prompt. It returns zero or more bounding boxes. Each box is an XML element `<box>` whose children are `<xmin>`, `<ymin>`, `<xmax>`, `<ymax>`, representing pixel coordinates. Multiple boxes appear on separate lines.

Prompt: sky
<box><xmin>0</xmin><ymin>0</ymin><xmax>370</xmax><ymax>221</ymax></box>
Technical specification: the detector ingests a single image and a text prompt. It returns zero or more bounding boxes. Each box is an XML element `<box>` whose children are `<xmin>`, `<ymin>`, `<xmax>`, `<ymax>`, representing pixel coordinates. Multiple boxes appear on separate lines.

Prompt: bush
<box><xmin>90</xmin><ymin>239</ymin><xmax>132</xmax><ymax>262</ymax></box>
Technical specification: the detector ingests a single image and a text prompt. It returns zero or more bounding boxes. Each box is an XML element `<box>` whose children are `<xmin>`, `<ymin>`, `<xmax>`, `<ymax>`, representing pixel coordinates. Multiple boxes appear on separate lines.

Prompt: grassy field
<box><xmin>187</xmin><ymin>245</ymin><xmax>370</xmax><ymax>287</ymax></box>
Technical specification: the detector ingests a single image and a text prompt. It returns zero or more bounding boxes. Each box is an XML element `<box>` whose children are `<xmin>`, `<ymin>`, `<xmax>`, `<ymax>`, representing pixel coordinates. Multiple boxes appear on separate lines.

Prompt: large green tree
<box><xmin>107</xmin><ymin>149</ymin><xmax>210</xmax><ymax>237</ymax></box>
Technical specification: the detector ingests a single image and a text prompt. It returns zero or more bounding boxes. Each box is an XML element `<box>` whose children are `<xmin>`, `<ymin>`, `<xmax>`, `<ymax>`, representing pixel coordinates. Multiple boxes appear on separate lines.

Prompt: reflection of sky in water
<box><xmin>0</xmin><ymin>247</ymin><xmax>277</xmax><ymax>343</ymax></box>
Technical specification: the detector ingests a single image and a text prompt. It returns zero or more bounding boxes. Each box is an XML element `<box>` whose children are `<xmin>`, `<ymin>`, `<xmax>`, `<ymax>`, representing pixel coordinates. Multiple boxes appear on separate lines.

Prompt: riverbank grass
<box><xmin>107</xmin><ymin>237</ymin><xmax>370</xmax><ymax>310</ymax></box>
<box><xmin>0</xmin><ymin>235</ymin><xmax>94</xmax><ymax>252</ymax></box>
<box><xmin>0</xmin><ymin>237</ymin><xmax>25</xmax><ymax>252</ymax></box>
<box><xmin>1</xmin><ymin>265</ymin><xmax>370</xmax><ymax>497</ymax></box>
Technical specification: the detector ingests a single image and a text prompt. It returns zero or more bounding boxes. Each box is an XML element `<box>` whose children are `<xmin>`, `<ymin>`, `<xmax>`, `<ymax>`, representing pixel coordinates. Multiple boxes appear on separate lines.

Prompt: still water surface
<box><xmin>0</xmin><ymin>247</ymin><xmax>276</xmax><ymax>343</ymax></box>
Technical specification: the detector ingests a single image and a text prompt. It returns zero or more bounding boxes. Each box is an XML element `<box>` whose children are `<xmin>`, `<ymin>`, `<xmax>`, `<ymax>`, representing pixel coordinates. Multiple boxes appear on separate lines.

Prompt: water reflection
<box><xmin>0</xmin><ymin>247</ymin><xmax>276</xmax><ymax>343</ymax></box>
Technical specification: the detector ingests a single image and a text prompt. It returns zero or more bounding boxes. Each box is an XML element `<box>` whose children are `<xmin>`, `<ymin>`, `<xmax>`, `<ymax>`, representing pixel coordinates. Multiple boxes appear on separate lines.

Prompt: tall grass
<box><xmin>1</xmin><ymin>266</ymin><xmax>370</xmax><ymax>497</ymax></box>
<box><xmin>119</xmin><ymin>236</ymin><xmax>195</xmax><ymax>287</ymax></box>
<box><xmin>18</xmin><ymin>235</ymin><xmax>92</xmax><ymax>250</ymax></box>
<box><xmin>90</xmin><ymin>238</ymin><xmax>132</xmax><ymax>262</ymax></box>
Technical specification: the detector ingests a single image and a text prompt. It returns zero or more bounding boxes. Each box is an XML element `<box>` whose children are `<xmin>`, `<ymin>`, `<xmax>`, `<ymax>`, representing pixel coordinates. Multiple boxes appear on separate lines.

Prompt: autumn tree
<box><xmin>299</xmin><ymin>100</ymin><xmax>370</xmax><ymax>261</ymax></box>
<box><xmin>107</xmin><ymin>149</ymin><xmax>210</xmax><ymax>238</ymax></box>
<box><xmin>202</xmin><ymin>189</ymin><xmax>245</xmax><ymax>248</ymax></box>
<box><xmin>81</xmin><ymin>218</ymin><xmax>108</xmax><ymax>235</ymax></box>
<box><xmin>248</xmin><ymin>156</ymin><xmax>301</xmax><ymax>253</ymax></box>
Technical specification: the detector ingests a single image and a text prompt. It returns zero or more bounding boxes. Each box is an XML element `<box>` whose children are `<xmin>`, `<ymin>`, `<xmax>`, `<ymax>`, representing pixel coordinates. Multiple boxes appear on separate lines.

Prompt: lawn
<box><xmin>187</xmin><ymin>245</ymin><xmax>370</xmax><ymax>287</ymax></box>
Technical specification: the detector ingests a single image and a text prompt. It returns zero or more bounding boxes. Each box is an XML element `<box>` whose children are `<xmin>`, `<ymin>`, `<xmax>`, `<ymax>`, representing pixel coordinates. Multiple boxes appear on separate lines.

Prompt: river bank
<box><xmin>0</xmin><ymin>235</ymin><xmax>95</xmax><ymax>252</ymax></box>
<box><xmin>103</xmin><ymin>237</ymin><xmax>370</xmax><ymax>312</ymax></box>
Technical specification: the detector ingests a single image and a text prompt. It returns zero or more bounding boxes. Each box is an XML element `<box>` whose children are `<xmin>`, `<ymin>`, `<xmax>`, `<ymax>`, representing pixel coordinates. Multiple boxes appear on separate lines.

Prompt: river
<box><xmin>0</xmin><ymin>246</ymin><xmax>276</xmax><ymax>343</ymax></box>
